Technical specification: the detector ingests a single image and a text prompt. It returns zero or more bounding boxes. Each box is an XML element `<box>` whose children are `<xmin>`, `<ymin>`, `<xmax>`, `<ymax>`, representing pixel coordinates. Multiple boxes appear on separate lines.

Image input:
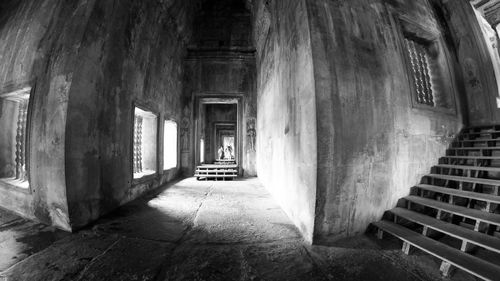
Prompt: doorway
<box><xmin>194</xmin><ymin>96</ymin><xmax>242</xmax><ymax>174</ymax></box>
<box><xmin>215</xmin><ymin>123</ymin><xmax>236</xmax><ymax>161</ymax></box>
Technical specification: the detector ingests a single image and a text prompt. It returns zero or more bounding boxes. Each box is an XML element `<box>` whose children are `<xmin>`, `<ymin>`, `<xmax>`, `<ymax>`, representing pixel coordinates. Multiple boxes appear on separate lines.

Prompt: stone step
<box><xmin>195</xmin><ymin>169</ymin><xmax>238</xmax><ymax>173</ymax></box>
<box><xmin>434</xmin><ymin>164</ymin><xmax>500</xmax><ymax>173</ymax></box>
<box><xmin>415</xmin><ymin>184</ymin><xmax>500</xmax><ymax>205</ymax></box>
<box><xmin>198</xmin><ymin>164</ymin><xmax>238</xmax><ymax>169</ymax></box>
<box><xmin>462</xmin><ymin>131</ymin><xmax>500</xmax><ymax>137</ymax></box>
<box><xmin>195</xmin><ymin>174</ymin><xmax>237</xmax><ymax>177</ymax></box>
<box><xmin>424</xmin><ymin>174</ymin><xmax>500</xmax><ymax>187</ymax></box>
<box><xmin>372</xmin><ymin>220</ymin><xmax>500</xmax><ymax>281</ymax></box>
<box><xmin>404</xmin><ymin>195</ymin><xmax>500</xmax><ymax>226</ymax></box>
<box><xmin>448</xmin><ymin>147</ymin><xmax>500</xmax><ymax>151</ymax></box>
<box><xmin>442</xmin><ymin>156</ymin><xmax>500</xmax><ymax>160</ymax></box>
<box><xmin>214</xmin><ymin>161</ymin><xmax>236</xmax><ymax>165</ymax></box>
<box><xmin>389</xmin><ymin>207</ymin><xmax>500</xmax><ymax>254</ymax></box>
<box><xmin>194</xmin><ymin>174</ymin><xmax>238</xmax><ymax>178</ymax></box>
<box><xmin>463</xmin><ymin>125</ymin><xmax>500</xmax><ymax>132</ymax></box>
<box><xmin>195</xmin><ymin>172</ymin><xmax>237</xmax><ymax>176</ymax></box>
<box><xmin>195</xmin><ymin>164</ymin><xmax>239</xmax><ymax>180</ymax></box>
<box><xmin>455</xmin><ymin>139</ymin><xmax>500</xmax><ymax>143</ymax></box>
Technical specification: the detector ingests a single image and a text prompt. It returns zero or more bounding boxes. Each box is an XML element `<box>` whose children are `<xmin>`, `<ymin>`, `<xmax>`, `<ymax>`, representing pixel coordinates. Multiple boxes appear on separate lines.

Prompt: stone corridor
<box><xmin>0</xmin><ymin>178</ymin><xmax>478</xmax><ymax>281</ymax></box>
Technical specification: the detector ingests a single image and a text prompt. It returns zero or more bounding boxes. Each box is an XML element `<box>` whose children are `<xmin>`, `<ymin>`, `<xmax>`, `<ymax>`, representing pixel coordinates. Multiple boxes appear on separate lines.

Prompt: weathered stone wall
<box><xmin>0</xmin><ymin>0</ymin><xmax>96</xmax><ymax>230</ymax></box>
<box><xmin>64</xmin><ymin>0</ymin><xmax>196</xmax><ymax>229</ymax></box>
<box><xmin>440</xmin><ymin>0</ymin><xmax>500</xmax><ymax>125</ymax></box>
<box><xmin>308</xmin><ymin>0</ymin><xmax>464</xmax><ymax>243</ymax></box>
<box><xmin>253</xmin><ymin>0</ymin><xmax>318</xmax><ymax>243</ymax></box>
<box><xmin>0</xmin><ymin>0</ymin><xmax>196</xmax><ymax>230</ymax></box>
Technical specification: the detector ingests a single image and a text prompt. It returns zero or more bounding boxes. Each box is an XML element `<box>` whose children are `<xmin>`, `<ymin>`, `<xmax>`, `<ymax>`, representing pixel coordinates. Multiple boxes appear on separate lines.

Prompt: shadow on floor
<box><xmin>0</xmin><ymin>177</ymin><xmax>475</xmax><ymax>281</ymax></box>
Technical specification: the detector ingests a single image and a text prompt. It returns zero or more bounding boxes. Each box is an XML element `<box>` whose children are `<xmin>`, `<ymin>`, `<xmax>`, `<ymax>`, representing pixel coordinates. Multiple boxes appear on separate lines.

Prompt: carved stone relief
<box><xmin>247</xmin><ymin>117</ymin><xmax>256</xmax><ymax>152</ymax></box>
<box><xmin>463</xmin><ymin>58</ymin><xmax>482</xmax><ymax>90</ymax></box>
<box><xmin>181</xmin><ymin>105</ymin><xmax>190</xmax><ymax>152</ymax></box>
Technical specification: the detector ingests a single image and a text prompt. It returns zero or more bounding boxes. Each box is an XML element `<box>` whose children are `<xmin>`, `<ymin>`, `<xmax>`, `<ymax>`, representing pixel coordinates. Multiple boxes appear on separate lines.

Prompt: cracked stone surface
<box><xmin>0</xmin><ymin>178</ymin><xmax>475</xmax><ymax>280</ymax></box>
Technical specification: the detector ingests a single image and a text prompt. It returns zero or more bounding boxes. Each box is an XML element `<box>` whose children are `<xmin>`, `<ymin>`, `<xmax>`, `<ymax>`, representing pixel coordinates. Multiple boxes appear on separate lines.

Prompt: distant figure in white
<box><xmin>218</xmin><ymin>145</ymin><xmax>225</xmax><ymax>160</ymax></box>
<box><xmin>226</xmin><ymin>145</ymin><xmax>233</xmax><ymax>159</ymax></box>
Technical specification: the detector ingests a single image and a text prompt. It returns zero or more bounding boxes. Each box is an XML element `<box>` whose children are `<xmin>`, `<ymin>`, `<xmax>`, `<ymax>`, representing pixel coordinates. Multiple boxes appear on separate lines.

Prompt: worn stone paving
<box><xmin>0</xmin><ymin>178</ymin><xmax>476</xmax><ymax>280</ymax></box>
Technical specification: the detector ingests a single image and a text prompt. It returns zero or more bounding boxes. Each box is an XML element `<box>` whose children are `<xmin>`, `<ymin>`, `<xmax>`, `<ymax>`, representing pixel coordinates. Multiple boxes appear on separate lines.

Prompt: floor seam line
<box><xmin>189</xmin><ymin>183</ymin><xmax>214</xmax><ymax>234</ymax></box>
<box><xmin>301</xmin><ymin>245</ymin><xmax>331</xmax><ymax>279</ymax></box>
<box><xmin>154</xmin><ymin>183</ymin><xmax>216</xmax><ymax>281</ymax></box>
<box><xmin>74</xmin><ymin>237</ymin><xmax>122</xmax><ymax>281</ymax></box>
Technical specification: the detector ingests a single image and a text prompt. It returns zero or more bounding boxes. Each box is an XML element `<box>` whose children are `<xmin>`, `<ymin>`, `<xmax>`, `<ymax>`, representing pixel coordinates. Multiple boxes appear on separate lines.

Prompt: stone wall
<box><xmin>308</xmin><ymin>0</ymin><xmax>464</xmax><ymax>243</ymax></box>
<box><xmin>64</xmin><ymin>0</ymin><xmax>196</xmax><ymax>229</ymax></box>
<box><xmin>440</xmin><ymin>0</ymin><xmax>500</xmax><ymax>125</ymax></box>
<box><xmin>253</xmin><ymin>0</ymin><xmax>318</xmax><ymax>243</ymax></box>
<box><xmin>0</xmin><ymin>0</ymin><xmax>196</xmax><ymax>230</ymax></box>
<box><xmin>0</xmin><ymin>0</ymin><xmax>97</xmax><ymax>230</ymax></box>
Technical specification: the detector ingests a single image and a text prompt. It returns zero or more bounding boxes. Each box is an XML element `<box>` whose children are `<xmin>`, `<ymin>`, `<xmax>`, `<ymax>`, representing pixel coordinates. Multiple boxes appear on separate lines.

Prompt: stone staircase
<box><xmin>372</xmin><ymin>125</ymin><xmax>500</xmax><ymax>281</ymax></box>
<box><xmin>194</xmin><ymin>164</ymin><xmax>238</xmax><ymax>181</ymax></box>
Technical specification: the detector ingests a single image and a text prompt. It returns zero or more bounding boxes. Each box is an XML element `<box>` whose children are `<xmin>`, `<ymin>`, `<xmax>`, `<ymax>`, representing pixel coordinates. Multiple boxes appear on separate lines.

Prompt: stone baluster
<box><xmin>15</xmin><ymin>99</ymin><xmax>28</xmax><ymax>181</ymax></box>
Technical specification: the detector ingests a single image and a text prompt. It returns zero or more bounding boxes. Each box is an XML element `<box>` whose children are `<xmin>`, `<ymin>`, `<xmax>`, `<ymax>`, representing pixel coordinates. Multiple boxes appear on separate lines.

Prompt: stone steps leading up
<box><xmin>454</xmin><ymin>139</ymin><xmax>500</xmax><ymax>143</ymax></box>
<box><xmin>442</xmin><ymin>155</ymin><xmax>500</xmax><ymax>160</ymax></box>
<box><xmin>404</xmin><ymin>195</ymin><xmax>500</xmax><ymax>226</ymax></box>
<box><xmin>463</xmin><ymin>125</ymin><xmax>500</xmax><ymax>131</ymax></box>
<box><xmin>448</xmin><ymin>147</ymin><xmax>500</xmax><ymax>151</ymax></box>
<box><xmin>424</xmin><ymin>174</ymin><xmax>500</xmax><ymax>187</ymax></box>
<box><xmin>373</xmin><ymin>221</ymin><xmax>500</xmax><ymax>281</ymax></box>
<box><xmin>372</xmin><ymin>126</ymin><xmax>500</xmax><ymax>280</ymax></box>
<box><xmin>415</xmin><ymin>184</ymin><xmax>500</xmax><ymax>204</ymax></box>
<box><xmin>194</xmin><ymin>164</ymin><xmax>238</xmax><ymax>181</ymax></box>
<box><xmin>433</xmin><ymin>164</ymin><xmax>500</xmax><ymax>173</ymax></box>
<box><xmin>389</xmin><ymin>207</ymin><xmax>500</xmax><ymax>254</ymax></box>
<box><xmin>461</xmin><ymin>131</ymin><xmax>500</xmax><ymax>137</ymax></box>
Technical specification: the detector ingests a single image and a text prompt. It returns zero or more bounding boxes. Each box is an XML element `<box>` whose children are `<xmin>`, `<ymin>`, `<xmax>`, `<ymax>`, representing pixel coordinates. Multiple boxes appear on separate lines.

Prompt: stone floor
<box><xmin>0</xmin><ymin>178</ymin><xmax>478</xmax><ymax>280</ymax></box>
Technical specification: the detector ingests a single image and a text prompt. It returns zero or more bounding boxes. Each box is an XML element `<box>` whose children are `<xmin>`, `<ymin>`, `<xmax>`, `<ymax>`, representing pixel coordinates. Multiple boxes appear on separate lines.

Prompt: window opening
<box><xmin>404</xmin><ymin>38</ymin><xmax>434</xmax><ymax>107</ymax></box>
<box><xmin>200</xmin><ymin>139</ymin><xmax>205</xmax><ymax>164</ymax></box>
<box><xmin>163</xmin><ymin>120</ymin><xmax>177</xmax><ymax>170</ymax></box>
<box><xmin>133</xmin><ymin>107</ymin><xmax>157</xmax><ymax>179</ymax></box>
<box><xmin>0</xmin><ymin>87</ymin><xmax>31</xmax><ymax>189</ymax></box>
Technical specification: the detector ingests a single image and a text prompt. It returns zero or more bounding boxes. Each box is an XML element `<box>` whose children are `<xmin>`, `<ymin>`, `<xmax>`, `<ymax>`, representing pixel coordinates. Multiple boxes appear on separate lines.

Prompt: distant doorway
<box><xmin>215</xmin><ymin>123</ymin><xmax>236</xmax><ymax>161</ymax></box>
<box><xmin>222</xmin><ymin>136</ymin><xmax>234</xmax><ymax>159</ymax></box>
<box><xmin>194</xmin><ymin>96</ymin><xmax>242</xmax><ymax>174</ymax></box>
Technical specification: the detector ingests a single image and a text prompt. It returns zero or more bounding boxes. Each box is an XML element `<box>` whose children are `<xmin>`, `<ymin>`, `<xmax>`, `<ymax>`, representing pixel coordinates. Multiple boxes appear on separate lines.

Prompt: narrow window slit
<box><xmin>133</xmin><ymin>114</ymin><xmax>143</xmax><ymax>174</ymax></box>
<box><xmin>404</xmin><ymin>38</ymin><xmax>435</xmax><ymax>107</ymax></box>
<box><xmin>132</xmin><ymin>107</ymin><xmax>157</xmax><ymax>179</ymax></box>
